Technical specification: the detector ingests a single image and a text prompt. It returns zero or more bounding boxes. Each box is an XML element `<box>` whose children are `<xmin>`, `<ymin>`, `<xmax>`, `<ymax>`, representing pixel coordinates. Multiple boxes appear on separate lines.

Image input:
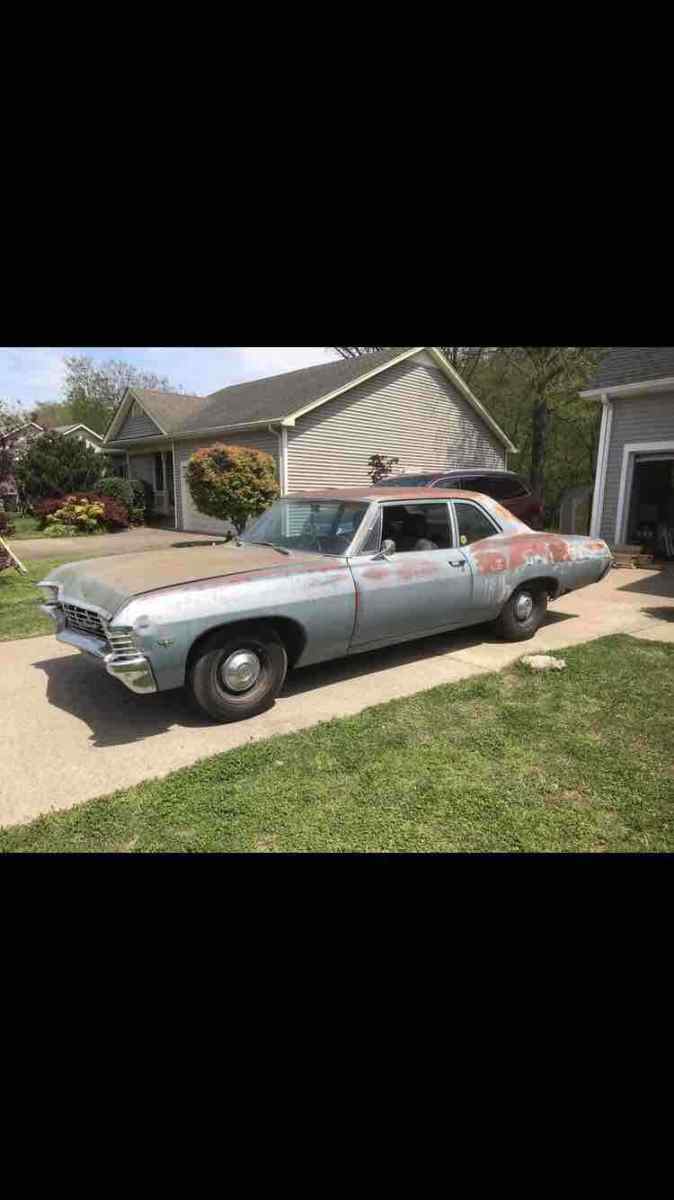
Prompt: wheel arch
<box><xmin>504</xmin><ymin>575</ymin><xmax>562</xmax><ymax>606</ymax></box>
<box><xmin>186</xmin><ymin>615</ymin><xmax>308</xmax><ymax>677</ymax></box>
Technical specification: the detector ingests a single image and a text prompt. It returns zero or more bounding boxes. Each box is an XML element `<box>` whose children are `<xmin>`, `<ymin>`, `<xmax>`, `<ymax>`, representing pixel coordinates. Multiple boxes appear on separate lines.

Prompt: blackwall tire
<box><xmin>494</xmin><ymin>586</ymin><xmax>547</xmax><ymax>642</ymax></box>
<box><xmin>188</xmin><ymin>625</ymin><xmax>288</xmax><ymax>723</ymax></box>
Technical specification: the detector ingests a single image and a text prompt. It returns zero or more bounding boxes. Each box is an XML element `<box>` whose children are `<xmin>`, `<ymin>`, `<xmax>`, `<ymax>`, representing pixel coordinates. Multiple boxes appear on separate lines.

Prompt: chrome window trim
<box><xmin>451</xmin><ymin>498</ymin><xmax>502</xmax><ymax>542</ymax></box>
<box><xmin>367</xmin><ymin>499</ymin><xmax>455</xmax><ymax>553</ymax></box>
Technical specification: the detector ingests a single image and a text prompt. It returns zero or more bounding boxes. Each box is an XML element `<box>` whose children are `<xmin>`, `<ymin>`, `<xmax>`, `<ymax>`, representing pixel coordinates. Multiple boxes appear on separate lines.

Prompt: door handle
<box><xmin>448</xmin><ymin>559</ymin><xmax>466</xmax><ymax>568</ymax></box>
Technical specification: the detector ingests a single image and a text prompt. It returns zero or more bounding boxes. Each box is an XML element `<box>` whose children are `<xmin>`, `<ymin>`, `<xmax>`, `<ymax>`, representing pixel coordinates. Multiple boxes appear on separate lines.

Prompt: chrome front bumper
<box><xmin>41</xmin><ymin>605</ymin><xmax>157</xmax><ymax>695</ymax></box>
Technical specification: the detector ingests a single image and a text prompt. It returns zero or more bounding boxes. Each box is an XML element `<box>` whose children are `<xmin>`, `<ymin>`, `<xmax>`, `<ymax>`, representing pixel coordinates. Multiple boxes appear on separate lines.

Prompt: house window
<box><xmin>154</xmin><ymin>453</ymin><xmax>164</xmax><ymax>492</ymax></box>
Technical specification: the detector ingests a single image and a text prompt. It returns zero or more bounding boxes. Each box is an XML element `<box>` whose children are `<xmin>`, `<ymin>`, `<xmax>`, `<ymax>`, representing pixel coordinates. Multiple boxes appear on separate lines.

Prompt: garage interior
<box><xmin>627</xmin><ymin>455</ymin><xmax>674</xmax><ymax>559</ymax></box>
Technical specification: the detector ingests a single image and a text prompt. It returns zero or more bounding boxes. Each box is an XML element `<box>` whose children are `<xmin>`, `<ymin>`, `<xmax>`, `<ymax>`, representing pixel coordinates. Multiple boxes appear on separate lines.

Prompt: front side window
<box><xmin>380</xmin><ymin>503</ymin><xmax>452</xmax><ymax>553</ymax></box>
<box><xmin>243</xmin><ymin>499</ymin><xmax>368</xmax><ymax>556</ymax></box>
<box><xmin>454</xmin><ymin>501</ymin><xmax>499</xmax><ymax>546</ymax></box>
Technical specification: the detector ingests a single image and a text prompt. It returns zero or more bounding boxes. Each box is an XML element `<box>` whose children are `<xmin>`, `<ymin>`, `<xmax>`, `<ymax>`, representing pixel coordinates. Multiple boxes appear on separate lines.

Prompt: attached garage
<box><xmin>585</xmin><ymin>349</ymin><xmax>674</xmax><ymax>559</ymax></box>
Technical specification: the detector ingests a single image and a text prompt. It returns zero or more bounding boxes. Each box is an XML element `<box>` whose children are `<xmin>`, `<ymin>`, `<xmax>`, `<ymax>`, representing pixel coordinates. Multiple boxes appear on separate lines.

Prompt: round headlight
<box><xmin>38</xmin><ymin>583</ymin><xmax>59</xmax><ymax>604</ymax></box>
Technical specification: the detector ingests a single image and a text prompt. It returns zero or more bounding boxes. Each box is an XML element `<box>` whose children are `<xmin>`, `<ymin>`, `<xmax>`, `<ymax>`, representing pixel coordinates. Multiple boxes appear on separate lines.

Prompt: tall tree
<box><xmin>498</xmin><ymin>347</ymin><xmax>604</xmax><ymax>499</ymax></box>
<box><xmin>62</xmin><ymin>356</ymin><xmax>184</xmax><ymax>435</ymax></box>
<box><xmin>0</xmin><ymin>397</ymin><xmax>25</xmax><ymax>433</ymax></box>
<box><xmin>30</xmin><ymin>399</ymin><xmax>76</xmax><ymax>430</ymax></box>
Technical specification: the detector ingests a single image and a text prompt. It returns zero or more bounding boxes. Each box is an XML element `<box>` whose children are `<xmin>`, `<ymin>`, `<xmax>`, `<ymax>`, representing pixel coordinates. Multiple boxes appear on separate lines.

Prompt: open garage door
<box><xmin>626</xmin><ymin>452</ymin><xmax>674</xmax><ymax>558</ymax></box>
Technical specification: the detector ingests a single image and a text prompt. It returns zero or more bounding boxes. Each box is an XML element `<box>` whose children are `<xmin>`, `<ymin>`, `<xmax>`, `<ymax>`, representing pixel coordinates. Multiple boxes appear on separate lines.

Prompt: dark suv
<box><xmin>377</xmin><ymin>469</ymin><xmax>543</xmax><ymax>527</ymax></box>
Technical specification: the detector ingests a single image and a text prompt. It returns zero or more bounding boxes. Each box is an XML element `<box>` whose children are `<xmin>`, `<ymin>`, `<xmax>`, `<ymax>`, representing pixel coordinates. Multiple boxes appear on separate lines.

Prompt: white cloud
<box><xmin>0</xmin><ymin>346</ymin><xmax>342</xmax><ymax>410</ymax></box>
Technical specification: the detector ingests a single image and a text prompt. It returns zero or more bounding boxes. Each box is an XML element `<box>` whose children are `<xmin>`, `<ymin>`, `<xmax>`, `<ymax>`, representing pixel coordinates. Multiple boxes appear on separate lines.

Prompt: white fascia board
<box><xmin>581</xmin><ymin>376</ymin><xmax>674</xmax><ymax>399</ymax></box>
<box><xmin>428</xmin><ymin>348</ymin><xmax>517</xmax><ymax>452</ymax></box>
<box><xmin>66</xmin><ymin>423</ymin><xmax>103</xmax><ymax>441</ymax></box>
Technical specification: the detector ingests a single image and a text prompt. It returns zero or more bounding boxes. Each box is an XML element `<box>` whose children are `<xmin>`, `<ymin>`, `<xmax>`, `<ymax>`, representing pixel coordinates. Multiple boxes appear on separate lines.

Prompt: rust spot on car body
<box><xmin>471</xmin><ymin>533</ymin><xmax>575</xmax><ymax>574</ymax></box>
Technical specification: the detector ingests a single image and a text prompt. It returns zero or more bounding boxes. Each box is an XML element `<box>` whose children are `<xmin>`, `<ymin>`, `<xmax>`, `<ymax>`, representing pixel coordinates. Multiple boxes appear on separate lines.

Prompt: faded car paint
<box><xmin>38</xmin><ymin>487</ymin><xmax>612</xmax><ymax>698</ymax></box>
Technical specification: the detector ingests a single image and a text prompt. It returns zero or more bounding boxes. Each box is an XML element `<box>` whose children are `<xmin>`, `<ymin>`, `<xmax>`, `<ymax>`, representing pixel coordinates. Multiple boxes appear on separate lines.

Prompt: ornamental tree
<box><xmin>16</xmin><ymin>431</ymin><xmax>103</xmax><ymax>502</ymax></box>
<box><xmin>186</xmin><ymin>443</ymin><xmax>279</xmax><ymax>535</ymax></box>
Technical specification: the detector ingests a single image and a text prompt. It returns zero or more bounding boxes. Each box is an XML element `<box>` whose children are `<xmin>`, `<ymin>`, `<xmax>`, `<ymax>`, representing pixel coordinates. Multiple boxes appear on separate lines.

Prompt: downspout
<box><xmin>269</xmin><ymin>423</ymin><xmax>288</xmax><ymax>496</ymax></box>
<box><xmin>172</xmin><ymin>439</ymin><xmax>178</xmax><ymax>531</ymax></box>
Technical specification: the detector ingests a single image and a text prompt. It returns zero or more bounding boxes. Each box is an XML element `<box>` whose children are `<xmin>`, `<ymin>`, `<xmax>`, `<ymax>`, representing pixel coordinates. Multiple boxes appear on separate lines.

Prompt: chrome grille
<box><xmin>107</xmin><ymin>629</ymin><xmax>137</xmax><ymax>655</ymax></box>
<box><xmin>62</xmin><ymin>602</ymin><xmax>107</xmax><ymax>639</ymax></box>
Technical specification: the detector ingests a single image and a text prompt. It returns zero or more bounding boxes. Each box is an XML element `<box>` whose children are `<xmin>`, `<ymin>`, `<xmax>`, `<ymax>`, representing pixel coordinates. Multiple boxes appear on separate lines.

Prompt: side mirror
<box><xmin>373</xmin><ymin>538</ymin><xmax>396</xmax><ymax>560</ymax></box>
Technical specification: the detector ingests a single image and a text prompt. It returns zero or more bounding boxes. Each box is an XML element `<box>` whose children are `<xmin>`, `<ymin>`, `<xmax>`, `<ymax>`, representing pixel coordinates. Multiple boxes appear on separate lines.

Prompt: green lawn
<box><xmin>0</xmin><ymin>558</ymin><xmax>71</xmax><ymax>641</ymax></box>
<box><xmin>6</xmin><ymin>514</ymin><xmax>44</xmax><ymax>539</ymax></box>
<box><xmin>1</xmin><ymin>635</ymin><xmax>672</xmax><ymax>853</ymax></box>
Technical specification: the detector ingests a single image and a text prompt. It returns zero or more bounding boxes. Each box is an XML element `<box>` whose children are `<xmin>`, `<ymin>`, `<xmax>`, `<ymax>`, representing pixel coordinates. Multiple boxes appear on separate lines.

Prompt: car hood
<box><xmin>43</xmin><ymin>543</ymin><xmax>323</xmax><ymax>618</ymax></box>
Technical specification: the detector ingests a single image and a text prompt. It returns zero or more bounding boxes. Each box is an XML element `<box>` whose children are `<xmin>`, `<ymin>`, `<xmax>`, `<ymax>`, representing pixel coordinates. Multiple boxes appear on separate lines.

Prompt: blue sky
<box><xmin>0</xmin><ymin>347</ymin><xmax>342</xmax><ymax>412</ymax></box>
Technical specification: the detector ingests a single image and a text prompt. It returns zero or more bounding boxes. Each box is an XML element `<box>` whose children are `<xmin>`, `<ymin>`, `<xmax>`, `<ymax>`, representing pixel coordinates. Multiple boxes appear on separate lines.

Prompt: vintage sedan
<box><xmin>37</xmin><ymin>489</ymin><xmax>612</xmax><ymax>723</ymax></box>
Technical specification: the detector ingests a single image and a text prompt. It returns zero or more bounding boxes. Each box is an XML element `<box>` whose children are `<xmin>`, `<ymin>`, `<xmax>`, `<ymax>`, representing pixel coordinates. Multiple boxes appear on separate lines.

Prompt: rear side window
<box><xmin>468</xmin><ymin>475</ymin><xmax>528</xmax><ymax>501</ymax></box>
<box><xmin>454</xmin><ymin>501</ymin><xmax>499</xmax><ymax>546</ymax></box>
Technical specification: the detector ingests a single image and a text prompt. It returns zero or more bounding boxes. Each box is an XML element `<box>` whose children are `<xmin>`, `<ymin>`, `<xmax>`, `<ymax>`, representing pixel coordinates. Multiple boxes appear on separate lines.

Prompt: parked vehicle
<box><xmin>37</xmin><ymin>488</ymin><xmax>612</xmax><ymax>724</ymax></box>
<box><xmin>378</xmin><ymin>469</ymin><xmax>543</xmax><ymax>527</ymax></box>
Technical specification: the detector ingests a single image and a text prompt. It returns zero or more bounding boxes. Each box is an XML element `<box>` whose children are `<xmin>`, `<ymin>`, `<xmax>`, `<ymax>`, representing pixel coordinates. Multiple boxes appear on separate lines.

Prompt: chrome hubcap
<box><xmin>514</xmin><ymin>592</ymin><xmax>534</xmax><ymax>621</ymax></box>
<box><xmin>221</xmin><ymin>649</ymin><xmax>261</xmax><ymax>693</ymax></box>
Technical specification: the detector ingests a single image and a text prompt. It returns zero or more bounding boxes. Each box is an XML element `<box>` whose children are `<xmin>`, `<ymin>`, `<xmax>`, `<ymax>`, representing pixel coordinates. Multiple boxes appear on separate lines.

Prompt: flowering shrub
<box><xmin>46</xmin><ymin>497</ymin><xmax>105</xmax><ymax>533</ymax></box>
<box><xmin>186</xmin><ymin>443</ymin><xmax>279</xmax><ymax>535</ymax></box>
<box><xmin>34</xmin><ymin>492</ymin><xmax>130</xmax><ymax>532</ymax></box>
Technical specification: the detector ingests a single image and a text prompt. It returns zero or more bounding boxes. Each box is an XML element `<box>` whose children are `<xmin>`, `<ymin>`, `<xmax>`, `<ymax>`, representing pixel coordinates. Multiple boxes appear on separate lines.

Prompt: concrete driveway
<box><xmin>2</xmin><ymin>566</ymin><xmax>674</xmax><ymax>828</ymax></box>
<box><xmin>13</xmin><ymin>527</ymin><xmax>221</xmax><ymax>562</ymax></box>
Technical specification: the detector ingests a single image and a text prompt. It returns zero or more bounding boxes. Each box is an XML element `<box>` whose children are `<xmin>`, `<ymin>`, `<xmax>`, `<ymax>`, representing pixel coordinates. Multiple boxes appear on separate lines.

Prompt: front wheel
<box><xmin>494</xmin><ymin>585</ymin><xmax>547</xmax><ymax>641</ymax></box>
<box><xmin>188</xmin><ymin>625</ymin><xmax>288</xmax><ymax>723</ymax></box>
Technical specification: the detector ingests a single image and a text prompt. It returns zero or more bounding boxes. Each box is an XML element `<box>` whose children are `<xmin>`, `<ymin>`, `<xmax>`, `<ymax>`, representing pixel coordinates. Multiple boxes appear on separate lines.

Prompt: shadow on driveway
<box><xmin>617</xmin><ymin>569</ymin><xmax>674</xmax><ymax>599</ymax></box>
<box><xmin>32</xmin><ymin>608</ymin><xmax>578</xmax><ymax>748</ymax></box>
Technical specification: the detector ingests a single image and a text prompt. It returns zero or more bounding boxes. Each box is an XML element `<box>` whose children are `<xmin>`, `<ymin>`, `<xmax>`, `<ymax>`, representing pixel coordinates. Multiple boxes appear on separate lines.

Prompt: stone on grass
<box><xmin>520</xmin><ymin>654</ymin><xmax>566</xmax><ymax>672</ymax></box>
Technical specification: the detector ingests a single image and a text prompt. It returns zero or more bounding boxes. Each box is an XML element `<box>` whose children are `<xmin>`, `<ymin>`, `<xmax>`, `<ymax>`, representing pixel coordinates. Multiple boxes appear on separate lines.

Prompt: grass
<box><xmin>0</xmin><ymin>558</ymin><xmax>72</xmax><ymax>641</ymax></box>
<box><xmin>1</xmin><ymin>635</ymin><xmax>673</xmax><ymax>853</ymax></box>
<box><xmin>6</xmin><ymin>514</ymin><xmax>45</xmax><ymax>539</ymax></box>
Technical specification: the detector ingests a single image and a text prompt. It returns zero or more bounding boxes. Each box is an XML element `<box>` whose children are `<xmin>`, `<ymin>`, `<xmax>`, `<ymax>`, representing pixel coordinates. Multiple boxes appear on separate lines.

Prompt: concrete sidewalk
<box><xmin>2</xmin><ymin>566</ymin><xmax>674</xmax><ymax>828</ymax></box>
<box><xmin>13</xmin><ymin>527</ymin><xmax>220</xmax><ymax>562</ymax></box>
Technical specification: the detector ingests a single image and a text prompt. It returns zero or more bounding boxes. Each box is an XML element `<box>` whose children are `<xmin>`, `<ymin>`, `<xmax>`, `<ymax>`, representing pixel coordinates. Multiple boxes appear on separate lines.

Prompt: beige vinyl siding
<box><xmin>600</xmin><ymin>393</ymin><xmax>674</xmax><ymax>542</ymax></box>
<box><xmin>174</xmin><ymin>431</ymin><xmax>280</xmax><ymax>534</ymax></box>
<box><xmin>286</xmin><ymin>361</ymin><xmax>505</xmax><ymax>492</ymax></box>
<box><xmin>117</xmin><ymin>402</ymin><xmax>163</xmax><ymax>441</ymax></box>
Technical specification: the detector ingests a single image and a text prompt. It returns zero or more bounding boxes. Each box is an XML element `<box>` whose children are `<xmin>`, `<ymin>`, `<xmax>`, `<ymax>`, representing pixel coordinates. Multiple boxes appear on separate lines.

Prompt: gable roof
<box><xmin>0</xmin><ymin>420</ymin><xmax>43</xmax><ymax>441</ymax></box>
<box><xmin>52</xmin><ymin>423</ymin><xmax>104</xmax><ymax>440</ymax></box>
<box><xmin>105</xmin><ymin>347</ymin><xmax>516</xmax><ymax>451</ymax></box>
<box><xmin>582</xmin><ymin>347</ymin><xmax>674</xmax><ymax>395</ymax></box>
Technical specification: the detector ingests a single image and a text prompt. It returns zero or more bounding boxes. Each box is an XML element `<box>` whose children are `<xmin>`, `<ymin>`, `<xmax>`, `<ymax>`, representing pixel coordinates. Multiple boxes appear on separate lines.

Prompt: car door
<box><xmin>348</xmin><ymin>501</ymin><xmax>474</xmax><ymax>649</ymax></box>
<box><xmin>451</xmin><ymin>498</ymin><xmax>505</xmax><ymax>620</ymax></box>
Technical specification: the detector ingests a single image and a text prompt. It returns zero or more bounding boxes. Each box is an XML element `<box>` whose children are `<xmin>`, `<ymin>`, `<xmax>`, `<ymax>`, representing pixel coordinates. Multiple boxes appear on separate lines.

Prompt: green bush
<box><xmin>17</xmin><ymin>432</ymin><xmax>103</xmax><ymax>502</ymax></box>
<box><xmin>131</xmin><ymin>478</ymin><xmax>154</xmax><ymax>520</ymax></box>
<box><xmin>46</xmin><ymin>497</ymin><xmax>105</xmax><ymax>534</ymax></box>
<box><xmin>185</xmin><ymin>443</ymin><xmax>279</xmax><ymax>535</ymax></box>
<box><xmin>99</xmin><ymin>476</ymin><xmax>135</xmax><ymax>511</ymax></box>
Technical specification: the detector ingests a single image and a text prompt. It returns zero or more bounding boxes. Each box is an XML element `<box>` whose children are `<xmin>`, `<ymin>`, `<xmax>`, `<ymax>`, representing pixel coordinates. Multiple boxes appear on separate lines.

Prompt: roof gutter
<box><xmin>581</xmin><ymin>375</ymin><xmax>674</xmax><ymax>399</ymax></box>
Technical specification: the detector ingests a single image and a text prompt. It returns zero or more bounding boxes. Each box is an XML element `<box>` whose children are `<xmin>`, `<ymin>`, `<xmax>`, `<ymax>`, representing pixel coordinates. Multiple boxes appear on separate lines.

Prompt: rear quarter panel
<box><xmin>467</xmin><ymin>532</ymin><xmax>611</xmax><ymax>613</ymax></box>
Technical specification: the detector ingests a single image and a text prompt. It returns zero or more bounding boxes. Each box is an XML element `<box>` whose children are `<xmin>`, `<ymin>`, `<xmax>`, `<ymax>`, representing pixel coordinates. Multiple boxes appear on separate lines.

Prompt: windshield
<box><xmin>242</xmin><ymin>499</ymin><xmax>369</xmax><ymax>556</ymax></box>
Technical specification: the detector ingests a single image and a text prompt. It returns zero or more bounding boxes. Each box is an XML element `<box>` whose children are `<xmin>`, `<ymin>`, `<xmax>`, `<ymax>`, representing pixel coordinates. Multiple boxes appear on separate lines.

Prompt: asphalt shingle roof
<box><xmin>125</xmin><ymin>349</ymin><xmax>409</xmax><ymax>436</ymax></box>
<box><xmin>588</xmin><ymin>347</ymin><xmax>674</xmax><ymax>390</ymax></box>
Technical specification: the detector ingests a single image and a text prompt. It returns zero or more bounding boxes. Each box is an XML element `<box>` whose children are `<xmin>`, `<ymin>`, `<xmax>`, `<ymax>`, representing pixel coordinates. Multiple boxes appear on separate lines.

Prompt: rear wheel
<box><xmin>494</xmin><ymin>585</ymin><xmax>547</xmax><ymax>641</ymax></box>
<box><xmin>188</xmin><ymin>625</ymin><xmax>288</xmax><ymax>722</ymax></box>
